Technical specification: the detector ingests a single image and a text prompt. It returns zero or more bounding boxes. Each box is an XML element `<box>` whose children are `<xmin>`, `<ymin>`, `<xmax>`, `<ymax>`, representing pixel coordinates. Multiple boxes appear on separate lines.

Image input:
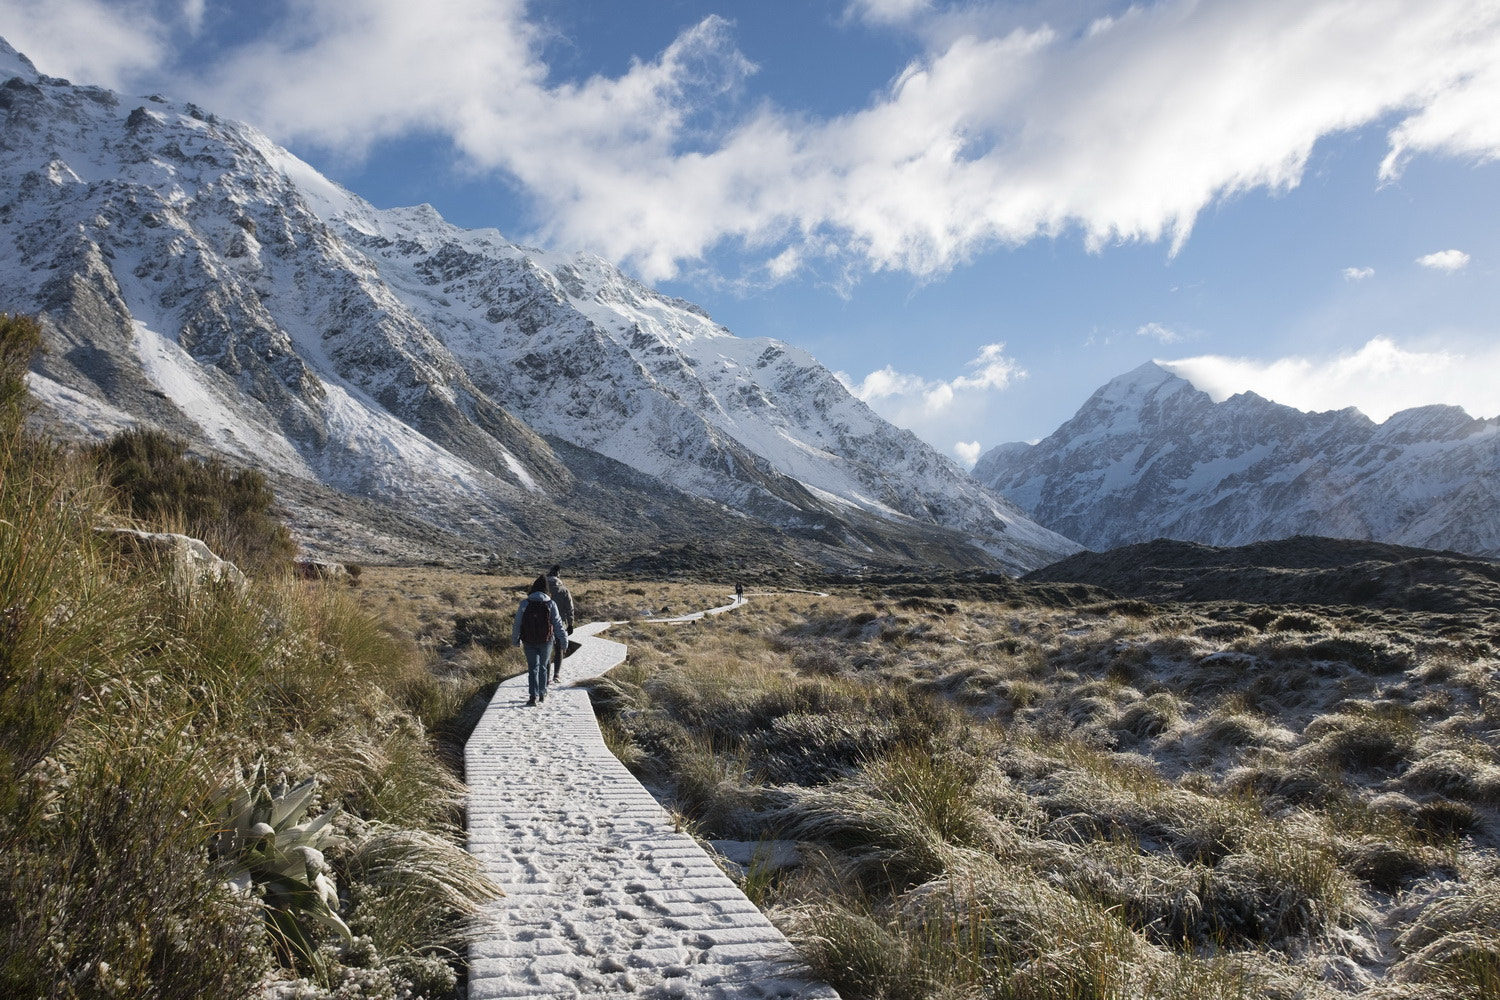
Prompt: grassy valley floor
<box><xmin>482</xmin><ymin>578</ymin><xmax>1498</xmax><ymax>1000</ymax></box>
<box><xmin>349</xmin><ymin>564</ymin><xmax>1499</xmax><ymax>998</ymax></box>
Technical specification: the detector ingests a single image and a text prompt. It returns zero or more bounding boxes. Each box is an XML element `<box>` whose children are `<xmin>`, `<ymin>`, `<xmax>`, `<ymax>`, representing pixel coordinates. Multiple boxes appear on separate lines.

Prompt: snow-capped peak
<box><xmin>0</xmin><ymin>40</ymin><xmax>1078</xmax><ymax>573</ymax></box>
<box><xmin>974</xmin><ymin>365</ymin><xmax>1500</xmax><ymax>558</ymax></box>
<box><xmin>0</xmin><ymin>37</ymin><xmax>39</xmax><ymax>81</ymax></box>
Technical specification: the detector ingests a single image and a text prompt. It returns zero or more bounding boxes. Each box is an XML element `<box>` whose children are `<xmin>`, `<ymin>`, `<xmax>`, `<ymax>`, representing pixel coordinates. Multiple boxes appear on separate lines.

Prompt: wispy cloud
<box><xmin>0</xmin><ymin>0</ymin><xmax>170</xmax><ymax>86</ymax></box>
<box><xmin>1136</xmin><ymin>322</ymin><xmax>1184</xmax><ymax>344</ymax></box>
<box><xmin>4</xmin><ymin>0</ymin><xmax>1499</xmax><ymax>284</ymax></box>
<box><xmin>842</xmin><ymin>342</ymin><xmax>1025</xmax><ymax>464</ymax></box>
<box><xmin>845</xmin><ymin>0</ymin><xmax>933</xmax><ymax>27</ymax></box>
<box><xmin>1343</xmin><ymin>266</ymin><xmax>1374</xmax><ymax>280</ymax></box>
<box><xmin>181</xmin><ymin>0</ymin><xmax>206</xmax><ymax>36</ymax></box>
<box><xmin>1416</xmin><ymin>249</ymin><xmax>1471</xmax><ymax>272</ymax></box>
<box><xmin>1161</xmin><ymin>336</ymin><xmax>1500</xmax><ymax>421</ymax></box>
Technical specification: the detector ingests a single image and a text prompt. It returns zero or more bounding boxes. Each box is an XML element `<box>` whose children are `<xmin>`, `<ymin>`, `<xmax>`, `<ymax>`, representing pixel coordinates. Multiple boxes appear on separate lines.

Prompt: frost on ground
<box><xmin>466</xmin><ymin>615</ymin><xmax>837</xmax><ymax>999</ymax></box>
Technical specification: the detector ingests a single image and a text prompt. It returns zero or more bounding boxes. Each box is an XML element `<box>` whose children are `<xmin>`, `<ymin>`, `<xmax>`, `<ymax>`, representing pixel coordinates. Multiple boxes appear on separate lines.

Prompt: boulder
<box><xmin>295</xmin><ymin>559</ymin><xmax>349</xmax><ymax>582</ymax></box>
<box><xmin>101</xmin><ymin>528</ymin><xmax>247</xmax><ymax>592</ymax></box>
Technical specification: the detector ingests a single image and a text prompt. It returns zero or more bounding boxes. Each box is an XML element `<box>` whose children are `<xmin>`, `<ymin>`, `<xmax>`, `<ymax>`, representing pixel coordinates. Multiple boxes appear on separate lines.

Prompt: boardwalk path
<box><xmin>466</xmin><ymin>599</ymin><xmax>839</xmax><ymax>999</ymax></box>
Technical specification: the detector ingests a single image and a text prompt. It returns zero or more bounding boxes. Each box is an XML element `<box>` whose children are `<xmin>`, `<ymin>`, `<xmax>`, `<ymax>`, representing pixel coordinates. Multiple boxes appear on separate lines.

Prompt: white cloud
<box><xmin>0</xmin><ymin>0</ymin><xmax>169</xmax><ymax>87</ymax></box>
<box><xmin>1381</xmin><ymin>45</ymin><xmax>1500</xmax><ymax>178</ymax></box>
<box><xmin>1343</xmin><ymin>266</ymin><xmax>1374</xmax><ymax>280</ymax></box>
<box><xmin>846</xmin><ymin>0</ymin><xmax>932</xmax><ymax>27</ymax></box>
<box><xmin>182</xmin><ymin>0</ymin><xmax>206</xmax><ymax>35</ymax></box>
<box><xmin>6</xmin><ymin>0</ymin><xmax>1500</xmax><ymax>284</ymax></box>
<box><xmin>843</xmin><ymin>342</ymin><xmax>1025</xmax><ymax>458</ymax></box>
<box><xmin>953</xmin><ymin>440</ymin><xmax>983</xmax><ymax>467</ymax></box>
<box><xmin>1416</xmin><ymin>249</ymin><xmax>1471</xmax><ymax>272</ymax></box>
<box><xmin>1160</xmin><ymin>336</ymin><xmax>1500</xmax><ymax>421</ymax></box>
<box><xmin>1136</xmin><ymin>322</ymin><xmax>1183</xmax><ymax>344</ymax></box>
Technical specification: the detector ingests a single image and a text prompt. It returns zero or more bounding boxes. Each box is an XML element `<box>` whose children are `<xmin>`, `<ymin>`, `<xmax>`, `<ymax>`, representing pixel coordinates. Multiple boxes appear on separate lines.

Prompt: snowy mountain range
<box><xmin>0</xmin><ymin>39</ymin><xmax>1076</xmax><ymax>574</ymax></box>
<box><xmin>972</xmin><ymin>362</ymin><xmax>1500</xmax><ymax>558</ymax></box>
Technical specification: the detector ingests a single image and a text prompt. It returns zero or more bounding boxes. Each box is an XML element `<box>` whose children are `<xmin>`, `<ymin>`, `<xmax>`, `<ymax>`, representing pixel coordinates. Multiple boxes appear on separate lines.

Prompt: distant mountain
<box><xmin>972</xmin><ymin>361</ymin><xmax>1500</xmax><ymax>558</ymax></box>
<box><xmin>0</xmin><ymin>39</ymin><xmax>1077</xmax><ymax>573</ymax></box>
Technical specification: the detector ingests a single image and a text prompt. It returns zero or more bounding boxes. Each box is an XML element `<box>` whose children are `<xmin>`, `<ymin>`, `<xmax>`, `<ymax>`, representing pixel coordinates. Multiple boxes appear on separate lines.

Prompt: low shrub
<box><xmin>1303</xmin><ymin>634</ymin><xmax>1415</xmax><ymax>673</ymax></box>
<box><xmin>88</xmin><ymin>427</ymin><xmax>296</xmax><ymax>577</ymax></box>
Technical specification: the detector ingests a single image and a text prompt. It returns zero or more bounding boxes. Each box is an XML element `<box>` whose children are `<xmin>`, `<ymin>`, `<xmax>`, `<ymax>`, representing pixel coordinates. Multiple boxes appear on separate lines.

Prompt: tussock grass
<box><xmin>593</xmin><ymin>578</ymin><xmax>1500</xmax><ymax>1000</ymax></box>
<box><xmin>0</xmin><ymin>315</ymin><xmax>499</xmax><ymax>999</ymax></box>
<box><xmin>342</xmin><ymin>825</ymin><xmax>501</xmax><ymax>955</ymax></box>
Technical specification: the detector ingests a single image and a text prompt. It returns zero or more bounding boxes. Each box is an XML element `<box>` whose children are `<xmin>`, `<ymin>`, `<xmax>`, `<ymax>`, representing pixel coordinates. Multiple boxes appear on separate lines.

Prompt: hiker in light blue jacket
<box><xmin>512</xmin><ymin>574</ymin><xmax>568</xmax><ymax>706</ymax></box>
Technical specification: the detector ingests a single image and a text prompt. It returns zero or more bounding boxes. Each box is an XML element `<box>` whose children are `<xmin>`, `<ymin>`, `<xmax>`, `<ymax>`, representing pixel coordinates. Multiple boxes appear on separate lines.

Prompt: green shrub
<box><xmin>88</xmin><ymin>427</ymin><xmax>295</xmax><ymax>576</ymax></box>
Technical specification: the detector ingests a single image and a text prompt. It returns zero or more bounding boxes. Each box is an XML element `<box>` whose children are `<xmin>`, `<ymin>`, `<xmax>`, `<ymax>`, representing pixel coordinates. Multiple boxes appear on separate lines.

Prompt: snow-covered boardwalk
<box><xmin>466</xmin><ymin>604</ymin><xmax>839</xmax><ymax>999</ymax></box>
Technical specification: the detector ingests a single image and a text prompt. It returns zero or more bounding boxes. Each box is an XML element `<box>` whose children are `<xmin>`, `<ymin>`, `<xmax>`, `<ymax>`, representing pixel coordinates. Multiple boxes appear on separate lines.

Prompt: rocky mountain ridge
<box><xmin>0</xmin><ymin>39</ymin><xmax>1077</xmax><ymax>574</ymax></box>
<box><xmin>972</xmin><ymin>362</ymin><xmax>1500</xmax><ymax>559</ymax></box>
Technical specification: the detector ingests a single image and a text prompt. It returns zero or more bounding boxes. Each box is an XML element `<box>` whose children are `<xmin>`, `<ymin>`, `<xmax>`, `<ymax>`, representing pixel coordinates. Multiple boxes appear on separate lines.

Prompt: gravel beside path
<box><xmin>466</xmin><ymin>604</ymin><xmax>839</xmax><ymax>999</ymax></box>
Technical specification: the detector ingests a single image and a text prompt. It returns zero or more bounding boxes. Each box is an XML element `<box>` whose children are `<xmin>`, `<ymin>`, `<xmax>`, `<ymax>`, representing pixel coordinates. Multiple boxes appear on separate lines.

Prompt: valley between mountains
<box><xmin>3</xmin><ymin>24</ymin><xmax>1499</xmax><ymax>1000</ymax></box>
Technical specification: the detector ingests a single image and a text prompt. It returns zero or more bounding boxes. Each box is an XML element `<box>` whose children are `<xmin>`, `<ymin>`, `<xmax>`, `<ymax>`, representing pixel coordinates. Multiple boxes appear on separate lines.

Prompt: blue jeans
<box><xmin>522</xmin><ymin>643</ymin><xmax>553</xmax><ymax>701</ymax></box>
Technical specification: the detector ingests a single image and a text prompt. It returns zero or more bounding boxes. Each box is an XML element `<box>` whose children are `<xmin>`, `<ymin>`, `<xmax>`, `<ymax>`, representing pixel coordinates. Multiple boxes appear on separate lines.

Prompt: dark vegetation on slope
<box><xmin>88</xmin><ymin>426</ymin><xmax>298</xmax><ymax>576</ymax></box>
<box><xmin>1026</xmin><ymin>536</ymin><xmax>1500</xmax><ymax>618</ymax></box>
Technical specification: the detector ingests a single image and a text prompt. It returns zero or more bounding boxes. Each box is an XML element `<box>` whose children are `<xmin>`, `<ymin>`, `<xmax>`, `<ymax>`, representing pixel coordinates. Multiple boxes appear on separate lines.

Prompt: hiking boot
<box><xmin>525</xmin><ymin>697</ymin><xmax>537</xmax><ymax>707</ymax></box>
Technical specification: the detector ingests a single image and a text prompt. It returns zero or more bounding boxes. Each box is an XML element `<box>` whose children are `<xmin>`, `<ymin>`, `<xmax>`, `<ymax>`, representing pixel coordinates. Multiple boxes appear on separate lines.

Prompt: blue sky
<box><xmin>4</xmin><ymin>0</ymin><xmax>1498</xmax><ymax>463</ymax></box>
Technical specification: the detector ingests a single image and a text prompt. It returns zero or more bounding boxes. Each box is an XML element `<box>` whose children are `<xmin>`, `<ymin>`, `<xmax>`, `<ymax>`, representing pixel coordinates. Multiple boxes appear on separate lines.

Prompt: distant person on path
<box><xmin>546</xmin><ymin>564</ymin><xmax>574</xmax><ymax>682</ymax></box>
<box><xmin>512</xmin><ymin>575</ymin><xmax>568</xmax><ymax>706</ymax></box>
<box><xmin>735</xmin><ymin>581</ymin><xmax>744</xmax><ymax>602</ymax></box>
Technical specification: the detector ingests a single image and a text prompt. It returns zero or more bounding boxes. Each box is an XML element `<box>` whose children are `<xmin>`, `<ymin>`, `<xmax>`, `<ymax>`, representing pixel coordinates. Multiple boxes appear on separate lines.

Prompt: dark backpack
<box><xmin>520</xmin><ymin>600</ymin><xmax>553</xmax><ymax>644</ymax></box>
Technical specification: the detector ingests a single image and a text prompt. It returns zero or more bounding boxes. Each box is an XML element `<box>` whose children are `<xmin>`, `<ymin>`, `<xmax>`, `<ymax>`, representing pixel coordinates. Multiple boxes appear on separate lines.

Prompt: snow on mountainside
<box><xmin>323</xmin><ymin>208</ymin><xmax>1072</xmax><ymax>567</ymax></box>
<box><xmin>972</xmin><ymin>361</ymin><xmax>1500</xmax><ymax>558</ymax></box>
<box><xmin>0</xmin><ymin>40</ymin><xmax>1076</xmax><ymax>572</ymax></box>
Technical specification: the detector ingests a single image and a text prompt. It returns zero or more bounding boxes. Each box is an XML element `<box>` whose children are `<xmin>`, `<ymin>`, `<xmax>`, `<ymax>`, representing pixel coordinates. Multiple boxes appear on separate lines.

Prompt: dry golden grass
<box><xmin>565</xmin><ymin>583</ymin><xmax>1500</xmax><ymax>1000</ymax></box>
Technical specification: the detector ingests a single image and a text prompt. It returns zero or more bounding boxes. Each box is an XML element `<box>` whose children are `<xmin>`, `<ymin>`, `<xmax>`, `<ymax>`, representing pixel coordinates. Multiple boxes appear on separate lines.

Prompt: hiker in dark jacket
<box><xmin>512</xmin><ymin>575</ymin><xmax>568</xmax><ymax>706</ymax></box>
<box><xmin>546</xmin><ymin>564</ymin><xmax>574</xmax><ymax>682</ymax></box>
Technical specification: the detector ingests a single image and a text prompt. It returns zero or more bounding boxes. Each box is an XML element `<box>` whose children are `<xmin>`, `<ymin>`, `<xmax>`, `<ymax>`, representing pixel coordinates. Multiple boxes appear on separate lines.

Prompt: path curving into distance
<box><xmin>465</xmin><ymin>596</ymin><xmax>839</xmax><ymax>999</ymax></box>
